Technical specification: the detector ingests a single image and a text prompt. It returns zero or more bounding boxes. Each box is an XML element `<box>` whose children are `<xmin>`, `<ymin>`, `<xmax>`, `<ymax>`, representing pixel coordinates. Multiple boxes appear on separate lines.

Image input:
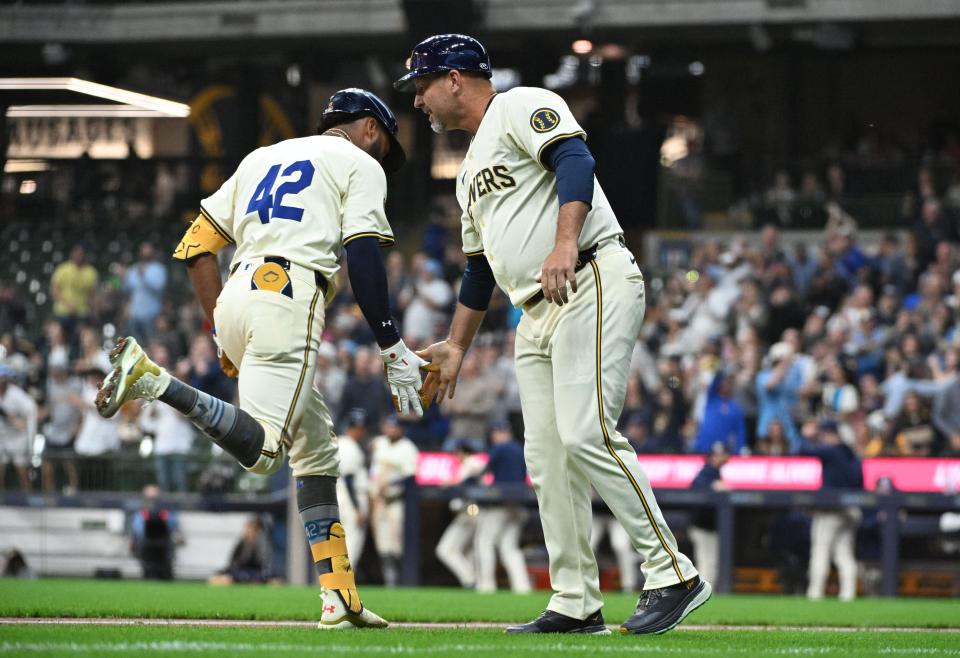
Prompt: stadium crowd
<box><xmin>1</xmin><ymin>159</ymin><xmax>960</xmax><ymax>494</ymax></box>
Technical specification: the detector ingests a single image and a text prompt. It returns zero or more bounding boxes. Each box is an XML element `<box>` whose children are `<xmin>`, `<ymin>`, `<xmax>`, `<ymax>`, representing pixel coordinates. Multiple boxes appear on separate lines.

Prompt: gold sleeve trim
<box><xmin>172</xmin><ymin>214</ymin><xmax>231</xmax><ymax>262</ymax></box>
<box><xmin>536</xmin><ymin>131</ymin><xmax>588</xmax><ymax>169</ymax></box>
<box><xmin>342</xmin><ymin>232</ymin><xmax>396</xmax><ymax>247</ymax></box>
<box><xmin>198</xmin><ymin>206</ymin><xmax>235</xmax><ymax>244</ymax></box>
<box><xmin>464</xmin><ymin>249</ymin><xmax>485</xmax><ymax>257</ymax></box>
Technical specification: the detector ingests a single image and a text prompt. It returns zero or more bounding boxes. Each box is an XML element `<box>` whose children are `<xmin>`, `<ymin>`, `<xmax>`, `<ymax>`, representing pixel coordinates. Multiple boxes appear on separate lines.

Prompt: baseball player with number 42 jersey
<box><xmin>396</xmin><ymin>34</ymin><xmax>710</xmax><ymax>635</ymax></box>
<box><xmin>95</xmin><ymin>88</ymin><xmax>426</xmax><ymax>630</ymax></box>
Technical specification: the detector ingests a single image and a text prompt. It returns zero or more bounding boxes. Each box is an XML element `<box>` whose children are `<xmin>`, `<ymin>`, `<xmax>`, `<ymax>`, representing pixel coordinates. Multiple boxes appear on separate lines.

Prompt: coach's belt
<box><xmin>520</xmin><ymin>236</ymin><xmax>624</xmax><ymax>311</ymax></box>
<box><xmin>232</xmin><ymin>256</ymin><xmax>329</xmax><ymax>297</ymax></box>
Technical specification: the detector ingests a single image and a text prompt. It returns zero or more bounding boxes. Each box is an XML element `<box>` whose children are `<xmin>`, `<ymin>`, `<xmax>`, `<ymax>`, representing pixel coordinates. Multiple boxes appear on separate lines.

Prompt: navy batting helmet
<box><xmin>394</xmin><ymin>33</ymin><xmax>491</xmax><ymax>92</ymax></box>
<box><xmin>317</xmin><ymin>88</ymin><xmax>406</xmax><ymax>174</ymax></box>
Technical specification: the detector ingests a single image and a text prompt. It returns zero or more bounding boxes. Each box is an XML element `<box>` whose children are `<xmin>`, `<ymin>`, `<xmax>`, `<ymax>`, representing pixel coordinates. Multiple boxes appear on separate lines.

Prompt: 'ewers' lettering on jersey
<box><xmin>466</xmin><ymin>165</ymin><xmax>516</xmax><ymax>212</ymax></box>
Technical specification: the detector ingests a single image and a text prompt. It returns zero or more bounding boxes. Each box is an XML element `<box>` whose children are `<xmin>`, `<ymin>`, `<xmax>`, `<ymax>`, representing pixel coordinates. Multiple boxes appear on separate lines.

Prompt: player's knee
<box><xmin>244</xmin><ymin>423</ymin><xmax>287</xmax><ymax>476</ymax></box>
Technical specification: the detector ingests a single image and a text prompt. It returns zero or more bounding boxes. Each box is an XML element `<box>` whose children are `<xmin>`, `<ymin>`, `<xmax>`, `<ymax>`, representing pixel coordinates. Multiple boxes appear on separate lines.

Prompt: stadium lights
<box><xmin>0</xmin><ymin>78</ymin><xmax>190</xmax><ymax>117</ymax></box>
<box><xmin>572</xmin><ymin>39</ymin><xmax>593</xmax><ymax>55</ymax></box>
<box><xmin>3</xmin><ymin>160</ymin><xmax>50</xmax><ymax>173</ymax></box>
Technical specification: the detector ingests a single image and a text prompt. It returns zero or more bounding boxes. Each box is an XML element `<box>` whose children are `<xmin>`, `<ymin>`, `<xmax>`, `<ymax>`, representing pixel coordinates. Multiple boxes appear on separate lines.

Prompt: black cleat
<box><xmin>505</xmin><ymin>609</ymin><xmax>611</xmax><ymax>635</ymax></box>
<box><xmin>620</xmin><ymin>576</ymin><xmax>712</xmax><ymax>635</ymax></box>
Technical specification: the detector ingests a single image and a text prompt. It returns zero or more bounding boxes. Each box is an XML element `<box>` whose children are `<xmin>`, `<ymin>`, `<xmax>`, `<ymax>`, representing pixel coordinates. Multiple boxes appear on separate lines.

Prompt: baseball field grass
<box><xmin>1</xmin><ymin>579</ymin><xmax>959</xmax><ymax>656</ymax></box>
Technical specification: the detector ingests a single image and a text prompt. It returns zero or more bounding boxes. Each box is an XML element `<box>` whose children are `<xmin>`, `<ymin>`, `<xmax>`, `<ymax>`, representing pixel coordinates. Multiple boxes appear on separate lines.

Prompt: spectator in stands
<box><xmin>0</xmin><ymin>286</ymin><xmax>27</xmax><ymax>337</ymax></box>
<box><xmin>72</xmin><ymin>367</ymin><xmax>120</xmax><ymax>490</ymax></box>
<box><xmin>39</xmin><ymin>356</ymin><xmax>81</xmax><ymax>493</ymax></box>
<box><xmin>369</xmin><ymin>415</ymin><xmax>419</xmax><ymax>586</ymax></box>
<box><xmin>821</xmin><ymin>359</ymin><xmax>860</xmax><ymax>442</ymax></box>
<box><xmin>692</xmin><ymin>369</ymin><xmax>746</xmax><ymax>455</ymax></box>
<box><xmin>209</xmin><ymin>517</ymin><xmax>274</xmax><ymax>585</ymax></box>
<box><xmin>756</xmin><ymin>342</ymin><xmax>803</xmax><ymax>453</ymax></box>
<box><xmin>825</xmin><ymin>162</ymin><xmax>846</xmax><ymax>204</ymax></box>
<box><xmin>130</xmin><ymin>484</ymin><xmax>182</xmax><ymax>580</ymax></box>
<box><xmin>139</xmin><ymin>345</ymin><xmax>194</xmax><ymax>493</ymax></box>
<box><xmin>152</xmin><ymin>314</ymin><xmax>187</xmax><ymax>363</ymax></box>
<box><xmin>762</xmin><ymin>285</ymin><xmax>806</xmax><ymax>347</ymax></box>
<box><xmin>794</xmin><ymin>172</ymin><xmax>827</xmax><ymax>227</ymax></box>
<box><xmin>688</xmin><ymin>443</ymin><xmax>730</xmax><ymax>588</ymax></box>
<box><xmin>314</xmin><ymin>342</ymin><xmax>347</xmax><ymax>422</ymax></box>
<box><xmin>442</xmin><ymin>352</ymin><xmax>501</xmax><ymax>450</ymax></box>
<box><xmin>177</xmin><ymin>333</ymin><xmax>234</xmax><ymax>404</ymax></box>
<box><xmin>73</xmin><ymin>326</ymin><xmax>111</xmax><ymax>376</ymax></box>
<box><xmin>50</xmin><ymin>245</ymin><xmax>98</xmax><ymax>339</ymax></box>
<box><xmin>932</xmin><ymin>374</ymin><xmax>960</xmax><ymax>457</ymax></box>
<box><xmin>876</xmin><ymin>234</ymin><xmax>911</xmax><ymax>295</ymax></box>
<box><xmin>649</xmin><ymin>378</ymin><xmax>688</xmax><ymax>454</ymax></box>
<box><xmin>801</xmin><ymin>420</ymin><xmax>863</xmax><ymax>601</ymax></box>
<box><xmin>914</xmin><ymin>198</ymin><xmax>952</xmax><ymax>274</ymax></box>
<box><xmin>400</xmin><ymin>257</ymin><xmax>453</xmax><ymax>346</ymax></box>
<box><xmin>0</xmin><ymin>366</ymin><xmax>37</xmax><ymax>491</ymax></box>
<box><xmin>493</xmin><ymin>331</ymin><xmax>524</xmax><ymax>441</ymax></box>
<box><xmin>40</xmin><ymin>320</ymin><xmax>71</xmax><ymax>377</ymax></box>
<box><xmin>337</xmin><ymin>347</ymin><xmax>392</xmax><ymax>432</ymax></box>
<box><xmin>756</xmin><ymin>419</ymin><xmax>790</xmax><ymax>456</ymax></box>
<box><xmin>385</xmin><ymin>251</ymin><xmax>410</xmax><ymax>317</ymax></box>
<box><xmin>474</xmin><ymin>420</ymin><xmax>531</xmax><ymax>594</ymax></box>
<box><xmin>888</xmin><ymin>391</ymin><xmax>941</xmax><ymax>456</ymax></box>
<box><xmin>675</xmin><ymin>272</ymin><xmax>730</xmax><ymax>354</ymax></box>
<box><xmin>124</xmin><ymin>242</ymin><xmax>167</xmax><ymax>345</ymax></box>
<box><xmin>805</xmin><ymin>252</ymin><xmax>849</xmax><ymax>312</ymax></box>
<box><xmin>764</xmin><ymin>172</ymin><xmax>796</xmax><ymax>227</ymax></box>
<box><xmin>789</xmin><ymin>242</ymin><xmax>819</xmax><ymax>296</ymax></box>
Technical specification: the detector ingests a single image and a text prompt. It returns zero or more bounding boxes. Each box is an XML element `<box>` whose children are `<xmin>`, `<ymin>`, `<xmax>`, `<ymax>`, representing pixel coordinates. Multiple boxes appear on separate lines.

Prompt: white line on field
<box><xmin>1</xmin><ymin>618</ymin><xmax>959</xmax><ymax>633</ymax></box>
<box><xmin>0</xmin><ymin>641</ymin><xmax>959</xmax><ymax>656</ymax></box>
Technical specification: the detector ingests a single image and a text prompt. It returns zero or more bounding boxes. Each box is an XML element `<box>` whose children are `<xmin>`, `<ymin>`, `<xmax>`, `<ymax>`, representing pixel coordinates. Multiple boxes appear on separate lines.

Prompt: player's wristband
<box><xmin>344</xmin><ymin>236</ymin><xmax>401</xmax><ymax>348</ymax></box>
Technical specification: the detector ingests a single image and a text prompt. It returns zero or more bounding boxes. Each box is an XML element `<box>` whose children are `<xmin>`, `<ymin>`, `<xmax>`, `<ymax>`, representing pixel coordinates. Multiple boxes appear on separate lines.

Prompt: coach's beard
<box><xmin>429</xmin><ymin>115</ymin><xmax>446</xmax><ymax>133</ymax></box>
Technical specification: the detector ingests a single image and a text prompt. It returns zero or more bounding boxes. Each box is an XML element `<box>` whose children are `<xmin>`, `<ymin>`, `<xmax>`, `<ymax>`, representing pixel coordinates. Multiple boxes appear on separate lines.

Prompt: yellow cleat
<box><xmin>95</xmin><ymin>337</ymin><xmax>170</xmax><ymax>418</ymax></box>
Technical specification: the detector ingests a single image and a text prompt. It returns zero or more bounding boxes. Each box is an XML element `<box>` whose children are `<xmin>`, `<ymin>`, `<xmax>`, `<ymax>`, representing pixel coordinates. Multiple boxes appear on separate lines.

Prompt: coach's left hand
<box><xmin>537</xmin><ymin>240</ymin><xmax>579</xmax><ymax>305</ymax></box>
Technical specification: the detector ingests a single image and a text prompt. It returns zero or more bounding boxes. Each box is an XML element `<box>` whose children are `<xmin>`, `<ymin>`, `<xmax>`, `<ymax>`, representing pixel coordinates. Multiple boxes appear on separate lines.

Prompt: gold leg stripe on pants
<box><xmin>588</xmin><ymin>260</ymin><xmax>688</xmax><ymax>588</ymax></box>
<box><xmin>281</xmin><ymin>286</ymin><xmax>322</xmax><ymax>439</ymax></box>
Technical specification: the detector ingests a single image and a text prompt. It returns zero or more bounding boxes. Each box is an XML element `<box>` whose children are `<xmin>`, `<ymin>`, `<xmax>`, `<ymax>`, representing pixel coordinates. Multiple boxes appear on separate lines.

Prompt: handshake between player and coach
<box><xmin>378</xmin><ymin>338</ymin><xmax>456</xmax><ymax>418</ymax></box>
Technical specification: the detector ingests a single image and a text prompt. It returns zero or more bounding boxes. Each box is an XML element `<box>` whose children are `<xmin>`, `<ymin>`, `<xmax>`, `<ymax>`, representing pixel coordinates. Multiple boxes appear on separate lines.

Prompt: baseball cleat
<box><xmin>505</xmin><ymin>609</ymin><xmax>611</xmax><ymax>635</ymax></box>
<box><xmin>95</xmin><ymin>337</ymin><xmax>170</xmax><ymax>418</ymax></box>
<box><xmin>317</xmin><ymin>589</ymin><xmax>388</xmax><ymax>630</ymax></box>
<box><xmin>619</xmin><ymin>576</ymin><xmax>712</xmax><ymax>635</ymax></box>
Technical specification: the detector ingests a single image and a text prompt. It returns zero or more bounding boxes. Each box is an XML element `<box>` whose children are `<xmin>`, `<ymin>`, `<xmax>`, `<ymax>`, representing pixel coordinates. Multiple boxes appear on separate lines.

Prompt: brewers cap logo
<box><xmin>530</xmin><ymin>108</ymin><xmax>560</xmax><ymax>133</ymax></box>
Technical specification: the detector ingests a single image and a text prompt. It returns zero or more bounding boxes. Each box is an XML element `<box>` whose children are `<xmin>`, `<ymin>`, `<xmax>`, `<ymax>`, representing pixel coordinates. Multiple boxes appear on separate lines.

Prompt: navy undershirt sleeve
<box><xmin>545</xmin><ymin>137</ymin><xmax>595</xmax><ymax>207</ymax></box>
<box><xmin>343</xmin><ymin>236</ymin><xmax>401</xmax><ymax>348</ymax></box>
<box><xmin>458</xmin><ymin>254</ymin><xmax>496</xmax><ymax>311</ymax></box>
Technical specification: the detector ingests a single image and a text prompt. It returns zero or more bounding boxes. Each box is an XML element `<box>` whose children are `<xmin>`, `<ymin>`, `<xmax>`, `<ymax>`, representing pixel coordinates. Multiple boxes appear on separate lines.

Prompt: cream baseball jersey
<box><xmin>201</xmin><ymin>134</ymin><xmax>395</xmax><ymax>300</ymax></box>
<box><xmin>455</xmin><ymin>87</ymin><xmax>623</xmax><ymax>306</ymax></box>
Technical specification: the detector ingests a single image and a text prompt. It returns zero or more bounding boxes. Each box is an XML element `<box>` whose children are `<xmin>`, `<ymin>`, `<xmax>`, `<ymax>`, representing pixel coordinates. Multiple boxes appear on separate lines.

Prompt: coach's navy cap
<box><xmin>395</xmin><ymin>34</ymin><xmax>492</xmax><ymax>92</ymax></box>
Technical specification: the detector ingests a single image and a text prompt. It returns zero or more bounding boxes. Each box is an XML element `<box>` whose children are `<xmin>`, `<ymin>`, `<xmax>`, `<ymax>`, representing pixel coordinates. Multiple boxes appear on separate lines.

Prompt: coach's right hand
<box><xmin>416</xmin><ymin>341</ymin><xmax>465</xmax><ymax>404</ymax></box>
<box><xmin>381</xmin><ymin>339</ymin><xmax>427</xmax><ymax>417</ymax></box>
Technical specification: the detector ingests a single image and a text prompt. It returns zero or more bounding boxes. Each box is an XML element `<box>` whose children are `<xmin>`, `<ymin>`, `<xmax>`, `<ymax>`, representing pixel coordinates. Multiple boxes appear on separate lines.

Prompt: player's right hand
<box><xmin>381</xmin><ymin>340</ymin><xmax>427</xmax><ymax>417</ymax></box>
<box><xmin>416</xmin><ymin>340</ymin><xmax>465</xmax><ymax>404</ymax></box>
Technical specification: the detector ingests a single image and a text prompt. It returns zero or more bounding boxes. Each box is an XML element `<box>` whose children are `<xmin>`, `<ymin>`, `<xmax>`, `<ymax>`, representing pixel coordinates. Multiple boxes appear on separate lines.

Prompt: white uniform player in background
<box><xmin>368</xmin><ymin>415</ymin><xmax>419</xmax><ymax>586</ymax></box>
<box><xmin>0</xmin><ymin>367</ymin><xmax>37</xmax><ymax>491</ymax></box>
<box><xmin>474</xmin><ymin>421</ymin><xmax>532</xmax><ymax>594</ymax></box>
<box><xmin>435</xmin><ymin>439</ymin><xmax>487</xmax><ymax>589</ymax></box>
<box><xmin>397</xmin><ymin>34</ymin><xmax>710</xmax><ymax>635</ymax></box>
<box><xmin>96</xmin><ymin>89</ymin><xmax>425</xmax><ymax>630</ymax></box>
<box><xmin>591</xmin><ymin>504</ymin><xmax>642</xmax><ymax>592</ymax></box>
<box><xmin>336</xmin><ymin>409</ymin><xmax>371</xmax><ymax>564</ymax></box>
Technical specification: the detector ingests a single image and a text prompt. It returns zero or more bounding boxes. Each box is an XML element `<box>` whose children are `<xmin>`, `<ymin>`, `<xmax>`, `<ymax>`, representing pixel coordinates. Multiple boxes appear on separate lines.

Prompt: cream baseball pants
<box><xmin>515</xmin><ymin>242</ymin><xmax>698</xmax><ymax>619</ymax></box>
